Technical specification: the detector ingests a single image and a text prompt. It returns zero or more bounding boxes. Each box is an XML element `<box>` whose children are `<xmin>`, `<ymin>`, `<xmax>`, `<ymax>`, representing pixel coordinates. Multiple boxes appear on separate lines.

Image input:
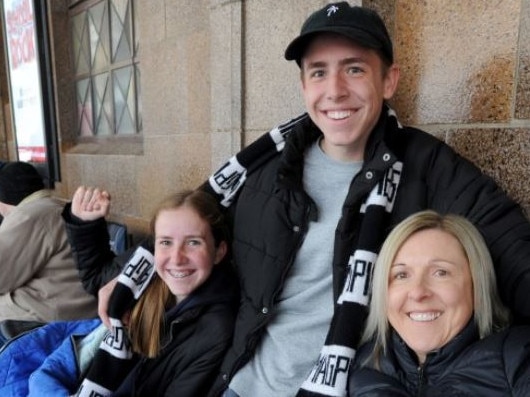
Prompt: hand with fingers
<box><xmin>71</xmin><ymin>186</ymin><xmax>111</xmax><ymax>221</ymax></box>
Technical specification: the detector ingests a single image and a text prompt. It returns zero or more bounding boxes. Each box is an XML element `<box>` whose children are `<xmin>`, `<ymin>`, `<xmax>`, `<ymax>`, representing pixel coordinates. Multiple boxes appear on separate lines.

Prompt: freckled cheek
<box><xmin>198</xmin><ymin>254</ymin><xmax>215</xmax><ymax>270</ymax></box>
<box><xmin>359</xmin><ymin>83</ymin><xmax>381</xmax><ymax>104</ymax></box>
<box><xmin>154</xmin><ymin>252</ymin><xmax>169</xmax><ymax>270</ymax></box>
<box><xmin>303</xmin><ymin>91</ymin><xmax>320</xmax><ymax>108</ymax></box>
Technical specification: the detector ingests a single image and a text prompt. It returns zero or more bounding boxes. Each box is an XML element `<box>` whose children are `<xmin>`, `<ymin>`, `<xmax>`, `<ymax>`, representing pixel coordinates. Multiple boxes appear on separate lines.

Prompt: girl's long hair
<box><xmin>128</xmin><ymin>189</ymin><xmax>230</xmax><ymax>357</ymax></box>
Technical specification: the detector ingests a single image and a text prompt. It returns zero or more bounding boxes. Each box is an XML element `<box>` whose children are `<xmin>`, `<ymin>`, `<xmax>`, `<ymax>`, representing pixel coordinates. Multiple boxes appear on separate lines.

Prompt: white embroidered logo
<box><xmin>327</xmin><ymin>5</ymin><xmax>339</xmax><ymax>16</ymax></box>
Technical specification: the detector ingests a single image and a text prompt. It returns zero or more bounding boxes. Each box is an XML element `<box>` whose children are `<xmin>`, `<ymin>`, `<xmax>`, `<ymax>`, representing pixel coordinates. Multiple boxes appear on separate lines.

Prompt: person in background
<box><xmin>0</xmin><ymin>161</ymin><xmax>96</xmax><ymax>340</ymax></box>
<box><xmin>64</xmin><ymin>3</ymin><xmax>530</xmax><ymax>396</ymax></box>
<box><xmin>349</xmin><ymin>211</ymin><xmax>530</xmax><ymax>396</ymax></box>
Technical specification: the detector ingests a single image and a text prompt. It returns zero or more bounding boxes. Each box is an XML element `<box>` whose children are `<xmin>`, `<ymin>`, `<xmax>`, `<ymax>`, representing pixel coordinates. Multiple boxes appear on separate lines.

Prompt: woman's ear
<box><xmin>213</xmin><ymin>241</ymin><xmax>228</xmax><ymax>265</ymax></box>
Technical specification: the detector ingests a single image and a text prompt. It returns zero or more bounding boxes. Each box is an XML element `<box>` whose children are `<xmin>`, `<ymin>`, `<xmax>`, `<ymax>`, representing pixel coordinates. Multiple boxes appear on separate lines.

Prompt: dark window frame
<box><xmin>0</xmin><ymin>0</ymin><xmax>60</xmax><ymax>186</ymax></box>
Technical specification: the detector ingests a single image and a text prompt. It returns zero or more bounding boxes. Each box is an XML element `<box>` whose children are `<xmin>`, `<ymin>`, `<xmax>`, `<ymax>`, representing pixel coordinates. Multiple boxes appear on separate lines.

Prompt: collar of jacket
<box><xmin>276</xmin><ymin>105</ymin><xmax>400</xmax><ymax>191</ymax></box>
<box><xmin>388</xmin><ymin>319</ymin><xmax>479</xmax><ymax>379</ymax></box>
<box><xmin>17</xmin><ymin>189</ymin><xmax>50</xmax><ymax>206</ymax></box>
<box><xmin>166</xmin><ymin>263</ymin><xmax>239</xmax><ymax>329</ymax></box>
<box><xmin>161</xmin><ymin>264</ymin><xmax>238</xmax><ymax>350</ymax></box>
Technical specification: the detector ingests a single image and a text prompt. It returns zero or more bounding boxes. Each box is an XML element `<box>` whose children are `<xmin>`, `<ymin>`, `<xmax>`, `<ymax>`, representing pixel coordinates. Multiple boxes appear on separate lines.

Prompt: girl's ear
<box><xmin>213</xmin><ymin>241</ymin><xmax>228</xmax><ymax>265</ymax></box>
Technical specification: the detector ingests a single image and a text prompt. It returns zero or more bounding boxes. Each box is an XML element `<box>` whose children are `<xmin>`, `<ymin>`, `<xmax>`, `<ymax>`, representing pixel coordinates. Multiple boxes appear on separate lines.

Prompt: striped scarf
<box><xmin>204</xmin><ymin>106</ymin><xmax>404</xmax><ymax>397</ymax></box>
<box><xmin>76</xmin><ymin>246</ymin><xmax>155</xmax><ymax>396</ymax></box>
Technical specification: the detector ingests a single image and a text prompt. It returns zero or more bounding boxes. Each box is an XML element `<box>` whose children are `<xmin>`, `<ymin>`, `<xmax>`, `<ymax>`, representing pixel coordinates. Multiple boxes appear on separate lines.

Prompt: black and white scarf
<box><xmin>76</xmin><ymin>246</ymin><xmax>156</xmax><ymax>396</ymax></box>
<box><xmin>77</xmin><ymin>107</ymin><xmax>403</xmax><ymax>397</ymax></box>
<box><xmin>204</xmin><ymin>106</ymin><xmax>404</xmax><ymax>397</ymax></box>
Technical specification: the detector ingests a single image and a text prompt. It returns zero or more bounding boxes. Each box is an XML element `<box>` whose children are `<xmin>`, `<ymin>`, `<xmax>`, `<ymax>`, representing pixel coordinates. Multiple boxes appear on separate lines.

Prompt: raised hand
<box><xmin>71</xmin><ymin>186</ymin><xmax>111</xmax><ymax>221</ymax></box>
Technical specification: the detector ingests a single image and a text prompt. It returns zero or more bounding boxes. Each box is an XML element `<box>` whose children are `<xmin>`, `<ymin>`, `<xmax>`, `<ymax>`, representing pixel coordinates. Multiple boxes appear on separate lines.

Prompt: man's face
<box><xmin>301</xmin><ymin>34</ymin><xmax>398</xmax><ymax>162</ymax></box>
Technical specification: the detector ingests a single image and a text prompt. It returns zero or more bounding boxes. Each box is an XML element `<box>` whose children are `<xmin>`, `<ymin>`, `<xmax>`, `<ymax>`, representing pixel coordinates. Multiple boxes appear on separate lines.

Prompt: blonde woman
<box><xmin>349</xmin><ymin>210</ymin><xmax>530</xmax><ymax>396</ymax></box>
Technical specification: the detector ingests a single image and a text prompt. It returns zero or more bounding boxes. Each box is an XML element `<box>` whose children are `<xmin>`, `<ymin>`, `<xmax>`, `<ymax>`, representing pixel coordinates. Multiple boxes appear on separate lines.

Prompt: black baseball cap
<box><xmin>284</xmin><ymin>2</ymin><xmax>393</xmax><ymax>66</ymax></box>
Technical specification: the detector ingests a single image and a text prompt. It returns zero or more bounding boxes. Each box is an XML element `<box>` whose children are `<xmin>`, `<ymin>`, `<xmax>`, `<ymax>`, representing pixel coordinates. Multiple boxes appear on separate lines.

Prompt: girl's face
<box><xmin>154</xmin><ymin>206</ymin><xmax>226</xmax><ymax>303</ymax></box>
<box><xmin>387</xmin><ymin>228</ymin><xmax>473</xmax><ymax>364</ymax></box>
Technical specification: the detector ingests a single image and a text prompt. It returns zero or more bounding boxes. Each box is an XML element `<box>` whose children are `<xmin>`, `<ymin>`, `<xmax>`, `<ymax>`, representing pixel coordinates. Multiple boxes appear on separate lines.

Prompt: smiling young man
<box><xmin>208</xmin><ymin>3</ymin><xmax>530</xmax><ymax>396</ymax></box>
<box><xmin>300</xmin><ymin>33</ymin><xmax>398</xmax><ymax>162</ymax></box>
<box><xmin>63</xmin><ymin>3</ymin><xmax>530</xmax><ymax>397</ymax></box>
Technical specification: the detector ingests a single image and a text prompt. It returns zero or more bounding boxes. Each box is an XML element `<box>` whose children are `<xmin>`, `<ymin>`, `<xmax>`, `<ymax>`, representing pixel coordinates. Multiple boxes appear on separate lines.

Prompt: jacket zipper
<box><xmin>417</xmin><ymin>364</ymin><xmax>425</xmax><ymax>396</ymax></box>
<box><xmin>225</xmin><ymin>197</ymin><xmax>312</xmax><ymax>384</ymax></box>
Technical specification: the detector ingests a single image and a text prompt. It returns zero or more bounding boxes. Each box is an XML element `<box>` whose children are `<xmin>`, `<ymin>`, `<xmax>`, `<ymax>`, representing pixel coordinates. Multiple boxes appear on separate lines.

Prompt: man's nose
<box><xmin>326</xmin><ymin>73</ymin><xmax>348</xmax><ymax>101</ymax></box>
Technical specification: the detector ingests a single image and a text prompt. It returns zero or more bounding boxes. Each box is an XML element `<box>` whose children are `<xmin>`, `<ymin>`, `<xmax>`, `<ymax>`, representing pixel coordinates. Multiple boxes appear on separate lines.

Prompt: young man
<box><xmin>64</xmin><ymin>3</ymin><xmax>530</xmax><ymax>397</ymax></box>
<box><xmin>0</xmin><ymin>162</ymin><xmax>97</xmax><ymax>329</ymax></box>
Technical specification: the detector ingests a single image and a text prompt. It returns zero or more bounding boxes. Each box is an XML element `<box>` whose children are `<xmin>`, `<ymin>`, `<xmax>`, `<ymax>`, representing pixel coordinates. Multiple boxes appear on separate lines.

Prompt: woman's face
<box><xmin>387</xmin><ymin>228</ymin><xmax>474</xmax><ymax>363</ymax></box>
<box><xmin>154</xmin><ymin>206</ymin><xmax>226</xmax><ymax>304</ymax></box>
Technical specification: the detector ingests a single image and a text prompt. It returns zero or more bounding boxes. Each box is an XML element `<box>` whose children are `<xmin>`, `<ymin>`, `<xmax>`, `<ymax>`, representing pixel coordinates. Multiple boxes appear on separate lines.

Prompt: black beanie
<box><xmin>0</xmin><ymin>162</ymin><xmax>45</xmax><ymax>206</ymax></box>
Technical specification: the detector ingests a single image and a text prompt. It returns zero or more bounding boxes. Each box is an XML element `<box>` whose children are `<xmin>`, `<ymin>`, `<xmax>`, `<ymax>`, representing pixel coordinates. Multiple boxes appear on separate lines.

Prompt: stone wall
<box><xmin>369</xmin><ymin>0</ymin><xmax>530</xmax><ymax>215</ymax></box>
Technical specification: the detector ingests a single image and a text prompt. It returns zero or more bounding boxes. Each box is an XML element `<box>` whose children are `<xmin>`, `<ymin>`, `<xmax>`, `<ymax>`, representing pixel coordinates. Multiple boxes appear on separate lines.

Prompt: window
<box><xmin>70</xmin><ymin>0</ymin><xmax>141</xmax><ymax>138</ymax></box>
<box><xmin>1</xmin><ymin>0</ymin><xmax>60</xmax><ymax>185</ymax></box>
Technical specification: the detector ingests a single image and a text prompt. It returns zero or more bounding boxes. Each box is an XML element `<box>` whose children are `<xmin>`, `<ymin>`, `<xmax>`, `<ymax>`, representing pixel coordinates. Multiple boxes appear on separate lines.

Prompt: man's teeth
<box><xmin>168</xmin><ymin>270</ymin><xmax>193</xmax><ymax>278</ymax></box>
<box><xmin>327</xmin><ymin>110</ymin><xmax>351</xmax><ymax>120</ymax></box>
<box><xmin>408</xmin><ymin>312</ymin><xmax>440</xmax><ymax>322</ymax></box>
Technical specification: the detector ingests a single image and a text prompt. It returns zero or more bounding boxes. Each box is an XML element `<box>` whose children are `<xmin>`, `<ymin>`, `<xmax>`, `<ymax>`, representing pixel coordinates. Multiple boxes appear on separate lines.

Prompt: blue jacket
<box><xmin>0</xmin><ymin>318</ymin><xmax>101</xmax><ymax>397</ymax></box>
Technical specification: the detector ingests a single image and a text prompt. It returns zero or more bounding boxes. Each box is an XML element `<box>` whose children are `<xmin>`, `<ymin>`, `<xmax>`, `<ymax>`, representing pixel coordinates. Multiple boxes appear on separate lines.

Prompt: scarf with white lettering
<box><xmin>76</xmin><ymin>246</ymin><xmax>156</xmax><ymax>396</ymax></box>
<box><xmin>203</xmin><ymin>106</ymin><xmax>403</xmax><ymax>397</ymax></box>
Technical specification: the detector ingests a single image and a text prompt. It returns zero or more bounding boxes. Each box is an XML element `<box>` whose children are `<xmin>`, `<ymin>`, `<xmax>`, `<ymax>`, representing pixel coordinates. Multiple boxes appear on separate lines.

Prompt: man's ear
<box><xmin>213</xmin><ymin>241</ymin><xmax>228</xmax><ymax>265</ymax></box>
<box><xmin>383</xmin><ymin>64</ymin><xmax>400</xmax><ymax>100</ymax></box>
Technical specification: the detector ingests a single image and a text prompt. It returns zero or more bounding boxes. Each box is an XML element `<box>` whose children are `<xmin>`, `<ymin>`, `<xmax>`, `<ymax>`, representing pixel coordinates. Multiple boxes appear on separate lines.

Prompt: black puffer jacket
<box><xmin>116</xmin><ymin>264</ymin><xmax>239</xmax><ymax>396</ymax></box>
<box><xmin>62</xmin><ymin>204</ymin><xmax>130</xmax><ymax>295</ymax></box>
<box><xmin>208</xmin><ymin>109</ymin><xmax>530</xmax><ymax>395</ymax></box>
<box><xmin>348</xmin><ymin>322</ymin><xmax>530</xmax><ymax>396</ymax></box>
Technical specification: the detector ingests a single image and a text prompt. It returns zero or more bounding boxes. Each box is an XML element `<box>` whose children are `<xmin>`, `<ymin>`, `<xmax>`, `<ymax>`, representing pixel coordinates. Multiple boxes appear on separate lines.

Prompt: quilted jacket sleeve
<box><xmin>62</xmin><ymin>203</ymin><xmax>131</xmax><ymax>296</ymax></box>
<box><xmin>27</xmin><ymin>319</ymin><xmax>102</xmax><ymax>397</ymax></box>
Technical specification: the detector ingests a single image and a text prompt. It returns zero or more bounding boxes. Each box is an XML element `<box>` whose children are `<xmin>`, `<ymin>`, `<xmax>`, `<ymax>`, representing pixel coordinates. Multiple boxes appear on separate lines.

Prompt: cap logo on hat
<box><xmin>326</xmin><ymin>5</ymin><xmax>339</xmax><ymax>16</ymax></box>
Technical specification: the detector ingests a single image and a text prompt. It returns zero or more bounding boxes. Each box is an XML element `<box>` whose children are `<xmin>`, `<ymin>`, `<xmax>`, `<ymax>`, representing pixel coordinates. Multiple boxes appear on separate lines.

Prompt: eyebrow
<box><xmin>155</xmin><ymin>235</ymin><xmax>173</xmax><ymax>240</ymax></box>
<box><xmin>391</xmin><ymin>260</ymin><xmax>460</xmax><ymax>269</ymax></box>
<box><xmin>304</xmin><ymin>56</ymin><xmax>367</xmax><ymax>70</ymax></box>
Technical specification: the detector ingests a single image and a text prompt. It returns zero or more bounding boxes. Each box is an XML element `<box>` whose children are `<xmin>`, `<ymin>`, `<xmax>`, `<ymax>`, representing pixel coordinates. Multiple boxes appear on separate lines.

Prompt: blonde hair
<box><xmin>362</xmin><ymin>210</ymin><xmax>510</xmax><ymax>366</ymax></box>
<box><xmin>128</xmin><ymin>189</ymin><xmax>230</xmax><ymax>357</ymax></box>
